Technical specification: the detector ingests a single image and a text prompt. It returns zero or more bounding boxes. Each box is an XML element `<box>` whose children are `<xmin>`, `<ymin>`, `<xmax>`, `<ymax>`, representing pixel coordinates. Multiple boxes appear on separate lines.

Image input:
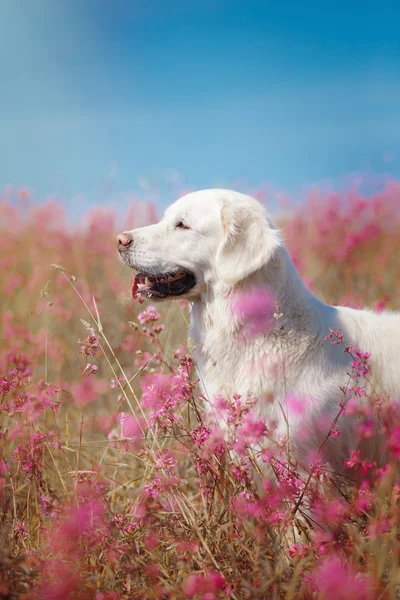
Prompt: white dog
<box><xmin>117</xmin><ymin>189</ymin><xmax>400</xmax><ymax>473</ymax></box>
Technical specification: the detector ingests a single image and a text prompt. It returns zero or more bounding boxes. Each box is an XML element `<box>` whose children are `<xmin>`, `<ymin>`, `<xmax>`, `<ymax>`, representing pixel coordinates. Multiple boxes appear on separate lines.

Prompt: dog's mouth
<box><xmin>132</xmin><ymin>271</ymin><xmax>196</xmax><ymax>299</ymax></box>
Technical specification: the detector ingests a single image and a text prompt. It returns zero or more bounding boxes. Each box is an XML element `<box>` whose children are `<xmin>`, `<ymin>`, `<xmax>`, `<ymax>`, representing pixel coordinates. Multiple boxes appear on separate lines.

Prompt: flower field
<box><xmin>1</xmin><ymin>182</ymin><xmax>400</xmax><ymax>599</ymax></box>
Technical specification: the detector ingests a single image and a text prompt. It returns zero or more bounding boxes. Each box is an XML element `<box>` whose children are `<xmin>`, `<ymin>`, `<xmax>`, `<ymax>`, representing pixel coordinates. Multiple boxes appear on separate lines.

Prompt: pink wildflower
<box><xmin>71</xmin><ymin>377</ymin><xmax>100</xmax><ymax>406</ymax></box>
<box><xmin>349</xmin><ymin>348</ymin><xmax>371</xmax><ymax>377</ymax></box>
<box><xmin>134</xmin><ymin>350</ymin><xmax>153</xmax><ymax>369</ymax></box>
<box><xmin>83</xmin><ymin>363</ymin><xmax>98</xmax><ymax>376</ymax></box>
<box><xmin>153</xmin><ymin>449</ymin><xmax>178</xmax><ymax>473</ymax></box>
<box><xmin>140</xmin><ymin>368</ymin><xmax>192</xmax><ymax>427</ymax></box>
<box><xmin>0</xmin><ymin>376</ymin><xmax>13</xmax><ymax>395</ymax></box>
<box><xmin>119</xmin><ymin>412</ymin><xmax>143</xmax><ymax>439</ymax></box>
<box><xmin>78</xmin><ymin>329</ymin><xmax>100</xmax><ymax>356</ymax></box>
<box><xmin>284</xmin><ymin>393</ymin><xmax>305</xmax><ymax>416</ymax></box>
<box><xmin>344</xmin><ymin>449</ymin><xmax>373</xmax><ymax>475</ymax></box>
<box><xmin>235</xmin><ymin>410</ymin><xmax>267</xmax><ymax>453</ymax></box>
<box><xmin>13</xmin><ymin>431</ymin><xmax>59</xmax><ymax>476</ymax></box>
<box><xmin>354</xmin><ymin>481</ymin><xmax>374</xmax><ymax>513</ymax></box>
<box><xmin>190</xmin><ymin>424</ymin><xmax>211</xmax><ymax>446</ymax></box>
<box><xmin>374</xmin><ymin>295</ymin><xmax>390</xmax><ymax>312</ymax></box>
<box><xmin>38</xmin><ymin>560</ymin><xmax>80</xmax><ymax>600</ymax></box>
<box><xmin>39</xmin><ymin>495</ymin><xmax>59</xmax><ymax>518</ymax></box>
<box><xmin>209</xmin><ymin>393</ymin><xmax>231</xmax><ymax>423</ymax></box>
<box><xmin>138</xmin><ymin>305</ymin><xmax>161</xmax><ymax>325</ymax></box>
<box><xmin>143</xmin><ymin>475</ymin><xmax>163</xmax><ymax>498</ymax></box>
<box><xmin>344</xmin><ymin>449</ymin><xmax>361</xmax><ymax>469</ymax></box>
<box><xmin>330</xmin><ymin>428</ymin><xmax>341</xmax><ymax>437</ymax></box>
<box><xmin>110</xmin><ymin>376</ymin><xmax>123</xmax><ymax>389</ymax></box>
<box><xmin>7</xmin><ymin>352</ymin><xmax>33</xmax><ymax>378</ymax></box>
<box><xmin>387</xmin><ymin>423</ymin><xmax>400</xmax><ymax>458</ymax></box>
<box><xmin>182</xmin><ymin>570</ymin><xmax>226</xmax><ymax>599</ymax></box>
<box><xmin>313</xmin><ymin>497</ymin><xmax>347</xmax><ymax>527</ymax></box>
<box><xmin>348</xmin><ymin>384</ymin><xmax>366</xmax><ymax>397</ymax></box>
<box><xmin>355</xmin><ymin>418</ymin><xmax>375</xmax><ymax>439</ymax></box>
<box><xmin>312</xmin><ymin>555</ymin><xmax>371</xmax><ymax>600</ymax></box>
<box><xmin>232</xmin><ymin>286</ymin><xmax>276</xmax><ymax>337</ymax></box>
<box><xmin>325</xmin><ymin>328</ymin><xmax>344</xmax><ymax>344</ymax></box>
<box><xmin>13</xmin><ymin>520</ymin><xmax>28</xmax><ymax>539</ymax></box>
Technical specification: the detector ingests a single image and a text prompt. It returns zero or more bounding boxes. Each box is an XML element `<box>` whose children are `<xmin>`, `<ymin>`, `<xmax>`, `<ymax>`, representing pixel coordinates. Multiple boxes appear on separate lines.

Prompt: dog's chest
<box><xmin>189</xmin><ymin>313</ymin><xmax>286</xmax><ymax>402</ymax></box>
<box><xmin>189</xmin><ymin>306</ymin><xmax>345</xmax><ymax>409</ymax></box>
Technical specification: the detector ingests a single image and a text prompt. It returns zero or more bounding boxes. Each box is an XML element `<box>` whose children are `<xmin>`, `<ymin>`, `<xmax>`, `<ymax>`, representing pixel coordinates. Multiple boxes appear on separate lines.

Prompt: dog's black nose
<box><xmin>116</xmin><ymin>232</ymin><xmax>133</xmax><ymax>250</ymax></box>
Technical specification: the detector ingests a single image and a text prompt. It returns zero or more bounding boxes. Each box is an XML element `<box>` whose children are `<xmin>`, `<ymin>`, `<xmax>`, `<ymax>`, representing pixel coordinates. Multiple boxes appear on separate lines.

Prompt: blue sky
<box><xmin>1</xmin><ymin>0</ymin><xmax>400</xmax><ymax>210</ymax></box>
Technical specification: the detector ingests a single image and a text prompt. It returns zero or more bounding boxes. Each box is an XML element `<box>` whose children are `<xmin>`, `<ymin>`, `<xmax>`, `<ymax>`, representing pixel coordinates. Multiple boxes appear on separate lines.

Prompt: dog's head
<box><xmin>117</xmin><ymin>189</ymin><xmax>282</xmax><ymax>301</ymax></box>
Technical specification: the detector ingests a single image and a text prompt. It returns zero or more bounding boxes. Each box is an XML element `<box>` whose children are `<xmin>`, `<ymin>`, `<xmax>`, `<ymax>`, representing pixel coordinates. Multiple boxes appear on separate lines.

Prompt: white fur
<box><xmin>119</xmin><ymin>189</ymin><xmax>400</xmax><ymax>472</ymax></box>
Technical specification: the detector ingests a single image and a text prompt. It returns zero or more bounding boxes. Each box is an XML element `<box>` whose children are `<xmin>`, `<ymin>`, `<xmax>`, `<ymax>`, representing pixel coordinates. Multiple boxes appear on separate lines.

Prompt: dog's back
<box><xmin>336</xmin><ymin>305</ymin><xmax>400</xmax><ymax>399</ymax></box>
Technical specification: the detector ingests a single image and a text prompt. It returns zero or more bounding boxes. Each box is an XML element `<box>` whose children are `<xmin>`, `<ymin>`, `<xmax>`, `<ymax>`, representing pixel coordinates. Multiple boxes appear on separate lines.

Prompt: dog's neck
<box><xmin>271</xmin><ymin>248</ymin><xmax>330</xmax><ymax>335</ymax></box>
<box><xmin>189</xmin><ymin>247</ymin><xmax>335</xmax><ymax>403</ymax></box>
<box><xmin>188</xmin><ymin>248</ymin><xmax>348</xmax><ymax>424</ymax></box>
<box><xmin>193</xmin><ymin>247</ymin><xmax>328</xmax><ymax>338</ymax></box>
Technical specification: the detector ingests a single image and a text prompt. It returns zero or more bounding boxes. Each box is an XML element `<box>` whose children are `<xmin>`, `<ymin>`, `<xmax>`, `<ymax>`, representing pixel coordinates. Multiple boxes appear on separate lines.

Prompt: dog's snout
<box><xmin>116</xmin><ymin>232</ymin><xmax>133</xmax><ymax>251</ymax></box>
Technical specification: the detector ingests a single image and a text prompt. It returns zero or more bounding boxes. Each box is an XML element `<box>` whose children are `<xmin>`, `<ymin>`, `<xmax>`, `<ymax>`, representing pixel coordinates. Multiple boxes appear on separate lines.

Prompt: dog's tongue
<box><xmin>131</xmin><ymin>274</ymin><xmax>146</xmax><ymax>302</ymax></box>
<box><xmin>131</xmin><ymin>275</ymin><xmax>140</xmax><ymax>298</ymax></box>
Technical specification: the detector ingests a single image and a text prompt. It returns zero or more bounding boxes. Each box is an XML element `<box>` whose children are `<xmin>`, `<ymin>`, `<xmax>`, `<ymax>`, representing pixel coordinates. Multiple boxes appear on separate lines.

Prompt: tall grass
<box><xmin>1</xmin><ymin>183</ymin><xmax>400</xmax><ymax>599</ymax></box>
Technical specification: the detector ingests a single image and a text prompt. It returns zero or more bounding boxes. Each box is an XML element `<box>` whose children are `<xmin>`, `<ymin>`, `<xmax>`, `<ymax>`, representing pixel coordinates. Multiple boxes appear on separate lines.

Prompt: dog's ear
<box><xmin>216</xmin><ymin>200</ymin><xmax>282</xmax><ymax>286</ymax></box>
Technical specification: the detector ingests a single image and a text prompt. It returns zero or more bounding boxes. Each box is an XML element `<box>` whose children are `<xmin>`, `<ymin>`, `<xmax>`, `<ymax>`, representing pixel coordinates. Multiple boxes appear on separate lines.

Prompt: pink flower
<box><xmin>7</xmin><ymin>352</ymin><xmax>33</xmax><ymax>378</ymax></box>
<box><xmin>49</xmin><ymin>499</ymin><xmax>106</xmax><ymax>555</ymax></box>
<box><xmin>235</xmin><ymin>410</ymin><xmax>267</xmax><ymax>452</ymax></box>
<box><xmin>284</xmin><ymin>393</ymin><xmax>304</xmax><ymax>416</ymax></box>
<box><xmin>354</xmin><ymin>481</ymin><xmax>374</xmax><ymax>513</ymax></box>
<box><xmin>325</xmin><ymin>329</ymin><xmax>344</xmax><ymax>344</ymax></box>
<box><xmin>71</xmin><ymin>377</ymin><xmax>98</xmax><ymax>406</ymax></box>
<box><xmin>143</xmin><ymin>475</ymin><xmax>163</xmax><ymax>498</ymax></box>
<box><xmin>13</xmin><ymin>520</ymin><xmax>28</xmax><ymax>539</ymax></box>
<box><xmin>78</xmin><ymin>329</ymin><xmax>100</xmax><ymax>356</ymax></box>
<box><xmin>374</xmin><ymin>296</ymin><xmax>390</xmax><ymax>312</ymax></box>
<box><xmin>387</xmin><ymin>423</ymin><xmax>400</xmax><ymax>458</ymax></box>
<box><xmin>350</xmin><ymin>348</ymin><xmax>371</xmax><ymax>377</ymax></box>
<box><xmin>134</xmin><ymin>351</ymin><xmax>153</xmax><ymax>369</ymax></box>
<box><xmin>344</xmin><ymin>449</ymin><xmax>361</xmax><ymax>469</ymax></box>
<box><xmin>140</xmin><ymin>368</ymin><xmax>191</xmax><ymax>426</ymax></box>
<box><xmin>83</xmin><ymin>363</ymin><xmax>98</xmax><ymax>376</ymax></box>
<box><xmin>355</xmin><ymin>418</ymin><xmax>375</xmax><ymax>439</ymax></box>
<box><xmin>190</xmin><ymin>425</ymin><xmax>211</xmax><ymax>446</ymax></box>
<box><xmin>13</xmin><ymin>431</ymin><xmax>60</xmax><ymax>476</ymax></box>
<box><xmin>287</xmin><ymin>543</ymin><xmax>309</xmax><ymax>559</ymax></box>
<box><xmin>313</xmin><ymin>497</ymin><xmax>347</xmax><ymax>527</ymax></box>
<box><xmin>38</xmin><ymin>560</ymin><xmax>81</xmax><ymax>600</ymax></box>
<box><xmin>232</xmin><ymin>286</ymin><xmax>276</xmax><ymax>337</ymax></box>
<box><xmin>209</xmin><ymin>394</ymin><xmax>231</xmax><ymax>422</ymax></box>
<box><xmin>138</xmin><ymin>305</ymin><xmax>161</xmax><ymax>325</ymax></box>
<box><xmin>119</xmin><ymin>412</ymin><xmax>143</xmax><ymax>439</ymax></box>
<box><xmin>182</xmin><ymin>570</ymin><xmax>226</xmax><ymax>599</ymax></box>
<box><xmin>154</xmin><ymin>449</ymin><xmax>178</xmax><ymax>473</ymax></box>
<box><xmin>39</xmin><ymin>495</ymin><xmax>59</xmax><ymax>518</ymax></box>
<box><xmin>312</xmin><ymin>555</ymin><xmax>371</xmax><ymax>599</ymax></box>
<box><xmin>0</xmin><ymin>376</ymin><xmax>13</xmax><ymax>395</ymax></box>
<box><xmin>330</xmin><ymin>428</ymin><xmax>341</xmax><ymax>437</ymax></box>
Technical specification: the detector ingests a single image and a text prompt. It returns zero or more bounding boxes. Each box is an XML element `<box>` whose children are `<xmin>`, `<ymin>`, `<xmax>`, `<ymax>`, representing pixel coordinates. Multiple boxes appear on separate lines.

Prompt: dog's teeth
<box><xmin>167</xmin><ymin>273</ymin><xmax>185</xmax><ymax>282</ymax></box>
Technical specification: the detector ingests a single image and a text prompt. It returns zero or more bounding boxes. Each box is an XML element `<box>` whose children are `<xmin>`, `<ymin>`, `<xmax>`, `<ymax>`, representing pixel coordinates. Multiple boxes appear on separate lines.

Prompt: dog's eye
<box><xmin>175</xmin><ymin>221</ymin><xmax>190</xmax><ymax>230</ymax></box>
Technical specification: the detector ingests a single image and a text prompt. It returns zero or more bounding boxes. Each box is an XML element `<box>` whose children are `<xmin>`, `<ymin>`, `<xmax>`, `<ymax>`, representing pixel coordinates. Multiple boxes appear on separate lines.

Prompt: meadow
<box><xmin>1</xmin><ymin>181</ymin><xmax>400</xmax><ymax>599</ymax></box>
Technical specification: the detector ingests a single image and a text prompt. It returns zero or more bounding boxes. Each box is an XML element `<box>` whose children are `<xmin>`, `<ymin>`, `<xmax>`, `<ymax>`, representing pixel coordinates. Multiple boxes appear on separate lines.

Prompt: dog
<box><xmin>117</xmin><ymin>189</ymin><xmax>400</xmax><ymax>473</ymax></box>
